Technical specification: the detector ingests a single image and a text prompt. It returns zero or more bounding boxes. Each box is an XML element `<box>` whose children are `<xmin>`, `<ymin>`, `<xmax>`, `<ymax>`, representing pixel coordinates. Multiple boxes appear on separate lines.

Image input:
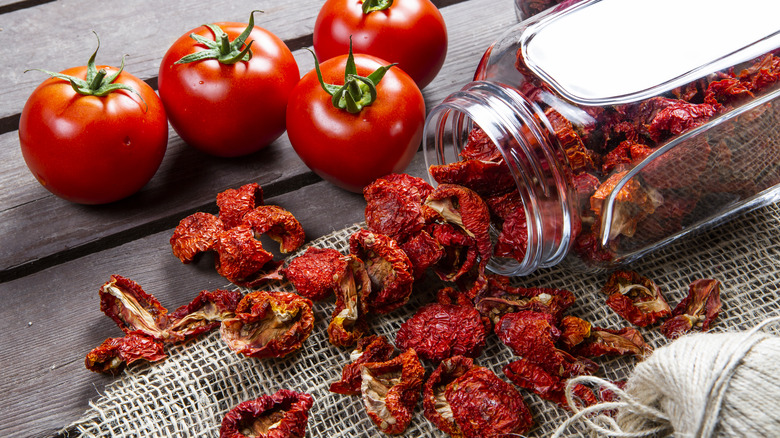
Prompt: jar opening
<box><xmin>423</xmin><ymin>81</ymin><xmax>576</xmax><ymax>276</ymax></box>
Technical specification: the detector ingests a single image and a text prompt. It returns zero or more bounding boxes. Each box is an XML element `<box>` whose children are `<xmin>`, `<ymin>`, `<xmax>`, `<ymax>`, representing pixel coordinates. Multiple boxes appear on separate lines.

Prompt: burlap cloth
<box><xmin>62</xmin><ymin>202</ymin><xmax>780</xmax><ymax>437</ymax></box>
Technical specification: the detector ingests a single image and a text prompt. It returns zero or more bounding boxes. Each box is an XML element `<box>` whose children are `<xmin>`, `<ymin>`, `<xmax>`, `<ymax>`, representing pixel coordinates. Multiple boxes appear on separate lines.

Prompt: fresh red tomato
<box><xmin>313</xmin><ymin>0</ymin><xmax>448</xmax><ymax>89</ymax></box>
<box><xmin>158</xmin><ymin>12</ymin><xmax>299</xmax><ymax>157</ymax></box>
<box><xmin>19</xmin><ymin>45</ymin><xmax>168</xmax><ymax>205</ymax></box>
<box><xmin>286</xmin><ymin>50</ymin><xmax>425</xmax><ymax>193</ymax></box>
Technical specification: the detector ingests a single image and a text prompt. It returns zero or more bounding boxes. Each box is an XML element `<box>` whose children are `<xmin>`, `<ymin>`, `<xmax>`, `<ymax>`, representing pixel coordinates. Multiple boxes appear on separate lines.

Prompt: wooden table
<box><xmin>0</xmin><ymin>0</ymin><xmax>519</xmax><ymax>436</ymax></box>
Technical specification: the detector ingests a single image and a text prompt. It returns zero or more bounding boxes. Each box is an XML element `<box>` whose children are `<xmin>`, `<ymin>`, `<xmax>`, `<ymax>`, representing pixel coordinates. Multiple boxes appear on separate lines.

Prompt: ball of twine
<box><xmin>552</xmin><ymin>317</ymin><xmax>780</xmax><ymax>437</ymax></box>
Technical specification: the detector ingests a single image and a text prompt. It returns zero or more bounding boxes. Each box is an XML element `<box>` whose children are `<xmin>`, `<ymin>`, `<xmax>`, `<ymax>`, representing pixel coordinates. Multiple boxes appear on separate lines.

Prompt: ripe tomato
<box><xmin>19</xmin><ymin>45</ymin><xmax>168</xmax><ymax>205</ymax></box>
<box><xmin>286</xmin><ymin>51</ymin><xmax>425</xmax><ymax>193</ymax></box>
<box><xmin>158</xmin><ymin>12</ymin><xmax>299</xmax><ymax>157</ymax></box>
<box><xmin>313</xmin><ymin>0</ymin><xmax>448</xmax><ymax>89</ymax></box>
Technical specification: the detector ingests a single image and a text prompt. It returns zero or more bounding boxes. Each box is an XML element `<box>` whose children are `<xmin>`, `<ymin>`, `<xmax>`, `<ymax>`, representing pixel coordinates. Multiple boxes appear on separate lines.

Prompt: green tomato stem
<box><xmin>89</xmin><ymin>69</ymin><xmax>107</xmax><ymax>90</ymax></box>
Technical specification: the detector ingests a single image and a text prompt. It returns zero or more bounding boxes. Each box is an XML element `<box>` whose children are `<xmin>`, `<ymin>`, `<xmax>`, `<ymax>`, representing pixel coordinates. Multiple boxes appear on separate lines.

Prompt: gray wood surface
<box><xmin>0</xmin><ymin>0</ymin><xmax>518</xmax><ymax>436</ymax></box>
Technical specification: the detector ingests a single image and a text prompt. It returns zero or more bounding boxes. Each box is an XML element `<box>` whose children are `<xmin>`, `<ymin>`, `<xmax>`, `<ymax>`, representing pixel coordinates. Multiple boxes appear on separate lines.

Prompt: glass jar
<box><xmin>514</xmin><ymin>0</ymin><xmax>566</xmax><ymax>20</ymax></box>
<box><xmin>424</xmin><ymin>0</ymin><xmax>780</xmax><ymax>276</ymax></box>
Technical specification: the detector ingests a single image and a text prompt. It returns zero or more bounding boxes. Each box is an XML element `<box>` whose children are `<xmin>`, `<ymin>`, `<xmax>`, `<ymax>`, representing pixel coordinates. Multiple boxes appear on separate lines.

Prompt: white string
<box><xmin>551</xmin><ymin>316</ymin><xmax>780</xmax><ymax>438</ymax></box>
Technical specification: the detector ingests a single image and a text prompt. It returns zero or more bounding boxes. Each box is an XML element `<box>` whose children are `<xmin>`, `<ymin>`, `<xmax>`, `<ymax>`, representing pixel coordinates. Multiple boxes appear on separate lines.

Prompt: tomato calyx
<box><xmin>26</xmin><ymin>32</ymin><xmax>147</xmax><ymax>109</ymax></box>
<box><xmin>310</xmin><ymin>39</ymin><xmax>396</xmax><ymax>114</ymax></box>
<box><xmin>361</xmin><ymin>0</ymin><xmax>394</xmax><ymax>13</ymax></box>
<box><xmin>175</xmin><ymin>10</ymin><xmax>262</xmax><ymax>65</ymax></box>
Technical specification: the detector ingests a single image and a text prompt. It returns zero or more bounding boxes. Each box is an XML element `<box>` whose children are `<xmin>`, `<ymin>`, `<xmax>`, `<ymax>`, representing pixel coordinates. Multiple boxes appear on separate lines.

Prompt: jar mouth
<box><xmin>423</xmin><ymin>81</ymin><xmax>576</xmax><ymax>276</ymax></box>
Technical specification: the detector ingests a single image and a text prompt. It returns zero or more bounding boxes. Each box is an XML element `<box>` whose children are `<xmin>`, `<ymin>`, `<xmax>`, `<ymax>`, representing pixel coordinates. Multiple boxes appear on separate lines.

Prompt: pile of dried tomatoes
<box><xmin>85</xmin><ymin>178</ymin><xmax>722</xmax><ymax>437</ymax></box>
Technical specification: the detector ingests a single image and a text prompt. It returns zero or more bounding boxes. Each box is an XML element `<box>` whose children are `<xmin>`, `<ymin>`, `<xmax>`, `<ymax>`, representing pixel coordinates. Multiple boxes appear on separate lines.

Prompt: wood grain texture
<box><xmin>0</xmin><ymin>0</ymin><xmax>518</xmax><ymax>435</ymax></box>
<box><xmin>0</xmin><ymin>0</ymin><xmax>518</xmax><ymax>280</ymax></box>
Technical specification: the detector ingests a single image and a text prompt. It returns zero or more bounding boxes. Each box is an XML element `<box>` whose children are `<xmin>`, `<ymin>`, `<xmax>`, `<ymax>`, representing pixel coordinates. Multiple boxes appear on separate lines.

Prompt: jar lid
<box><xmin>522</xmin><ymin>0</ymin><xmax>780</xmax><ymax>105</ymax></box>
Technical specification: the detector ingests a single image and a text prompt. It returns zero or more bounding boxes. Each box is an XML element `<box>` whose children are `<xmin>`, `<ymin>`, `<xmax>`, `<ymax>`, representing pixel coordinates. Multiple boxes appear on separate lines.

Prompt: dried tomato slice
<box><xmin>422</xmin><ymin>355</ymin><xmax>476</xmax><ymax>436</ymax></box>
<box><xmin>242</xmin><ymin>205</ymin><xmax>305</xmax><ymax>254</ymax></box>
<box><xmin>220</xmin><ymin>291</ymin><xmax>314</xmax><ymax>359</ymax></box>
<box><xmin>427</xmin><ymin>221</ymin><xmax>479</xmax><ymax>283</ymax></box>
<box><xmin>99</xmin><ymin>275</ymin><xmax>172</xmax><ymax>341</ymax></box>
<box><xmin>167</xmin><ymin>289</ymin><xmax>243</xmax><ymax>341</ymax></box>
<box><xmin>445</xmin><ymin>366</ymin><xmax>534</xmax><ymax>437</ymax></box>
<box><xmin>398</xmin><ymin>230</ymin><xmax>443</xmax><ymax>280</ymax></box>
<box><xmin>475</xmin><ymin>274</ymin><xmax>576</xmax><ymax>326</ymax></box>
<box><xmin>329</xmin><ymin>335</ymin><xmax>395</xmax><ymax>395</ymax></box>
<box><xmin>85</xmin><ymin>331</ymin><xmax>166</xmax><ymax>375</ymax></box>
<box><xmin>661</xmin><ymin>278</ymin><xmax>722</xmax><ymax>339</ymax></box>
<box><xmin>395</xmin><ymin>300</ymin><xmax>486</xmax><ymax>362</ymax></box>
<box><xmin>495</xmin><ymin>310</ymin><xmax>597</xmax><ymax>378</ymax></box>
<box><xmin>590</xmin><ymin>170</ymin><xmax>660</xmax><ymax>240</ymax></box>
<box><xmin>363</xmin><ymin>173</ymin><xmax>432</xmax><ymax>243</ymax></box>
<box><xmin>503</xmin><ymin>357</ymin><xmax>597</xmax><ymax>407</ymax></box>
<box><xmin>219</xmin><ymin>389</ymin><xmax>314</xmax><ymax>438</ymax></box>
<box><xmin>284</xmin><ymin>247</ymin><xmax>346</xmax><ymax>301</ymax></box>
<box><xmin>424</xmin><ymin>183</ymin><xmax>492</xmax><ymax>261</ymax></box>
<box><xmin>328</xmin><ymin>255</ymin><xmax>372</xmax><ymax>347</ymax></box>
<box><xmin>561</xmin><ymin>317</ymin><xmax>652</xmax><ymax>359</ymax></box>
<box><xmin>429</xmin><ymin>159</ymin><xmax>515</xmax><ymax>197</ymax></box>
<box><xmin>601</xmin><ymin>270</ymin><xmax>671</xmax><ymax>327</ymax></box>
<box><xmin>214</xmin><ymin>225</ymin><xmax>275</xmax><ymax>286</ymax></box>
<box><xmin>216</xmin><ymin>182</ymin><xmax>264</xmax><ymax>229</ymax></box>
<box><xmin>360</xmin><ymin>348</ymin><xmax>424</xmax><ymax>435</ymax></box>
<box><xmin>170</xmin><ymin>212</ymin><xmax>225</xmax><ymax>263</ymax></box>
<box><xmin>349</xmin><ymin>230</ymin><xmax>414</xmax><ymax>314</ymax></box>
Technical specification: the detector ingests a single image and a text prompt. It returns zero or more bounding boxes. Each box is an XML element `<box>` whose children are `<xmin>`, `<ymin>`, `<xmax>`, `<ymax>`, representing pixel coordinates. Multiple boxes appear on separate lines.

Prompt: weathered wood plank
<box><xmin>0</xmin><ymin>0</ymin><xmax>323</xmax><ymax>122</ymax></box>
<box><xmin>0</xmin><ymin>0</ymin><xmax>518</xmax><ymax>279</ymax></box>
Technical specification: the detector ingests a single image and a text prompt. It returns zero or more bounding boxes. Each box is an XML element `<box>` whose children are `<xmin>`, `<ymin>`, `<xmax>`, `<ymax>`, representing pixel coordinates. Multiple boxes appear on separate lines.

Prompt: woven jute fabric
<box><xmin>63</xmin><ymin>202</ymin><xmax>780</xmax><ymax>438</ymax></box>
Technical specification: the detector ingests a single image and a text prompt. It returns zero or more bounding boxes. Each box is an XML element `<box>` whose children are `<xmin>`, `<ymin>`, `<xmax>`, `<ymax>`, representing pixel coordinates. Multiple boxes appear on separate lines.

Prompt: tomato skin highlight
<box><xmin>158</xmin><ymin>22</ymin><xmax>299</xmax><ymax>157</ymax></box>
<box><xmin>313</xmin><ymin>0</ymin><xmax>448</xmax><ymax>89</ymax></box>
<box><xmin>286</xmin><ymin>54</ymin><xmax>425</xmax><ymax>193</ymax></box>
<box><xmin>19</xmin><ymin>65</ymin><xmax>168</xmax><ymax>205</ymax></box>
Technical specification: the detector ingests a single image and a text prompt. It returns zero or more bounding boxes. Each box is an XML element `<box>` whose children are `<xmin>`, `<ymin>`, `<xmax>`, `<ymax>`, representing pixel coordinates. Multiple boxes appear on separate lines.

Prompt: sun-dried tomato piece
<box><xmin>484</xmin><ymin>191</ymin><xmax>529</xmax><ymax>262</ymax></box>
<box><xmin>242</xmin><ymin>205</ymin><xmax>305</xmax><ymax>254</ymax></box>
<box><xmin>427</xmin><ymin>221</ymin><xmax>479</xmax><ymax>283</ymax></box>
<box><xmin>214</xmin><ymin>225</ymin><xmax>275</xmax><ymax>286</ymax></box>
<box><xmin>475</xmin><ymin>274</ymin><xmax>575</xmax><ymax>326</ymax></box>
<box><xmin>170</xmin><ymin>212</ymin><xmax>226</xmax><ymax>263</ymax></box>
<box><xmin>349</xmin><ymin>230</ymin><xmax>414</xmax><ymax>314</ymax></box>
<box><xmin>395</xmin><ymin>299</ymin><xmax>486</xmax><ymax>362</ymax></box>
<box><xmin>601</xmin><ymin>140</ymin><xmax>653</xmax><ymax>175</ymax></box>
<box><xmin>445</xmin><ymin>365</ymin><xmax>534</xmax><ymax>438</ymax></box>
<box><xmin>219</xmin><ymin>389</ymin><xmax>314</xmax><ymax>438</ymax></box>
<box><xmin>330</xmin><ymin>335</ymin><xmax>395</xmax><ymax>395</ymax></box>
<box><xmin>562</xmin><ymin>319</ymin><xmax>652</xmax><ymax>359</ymax></box>
<box><xmin>363</xmin><ymin>173</ymin><xmax>432</xmax><ymax>243</ymax></box>
<box><xmin>424</xmin><ymin>184</ymin><xmax>492</xmax><ymax>261</ymax></box>
<box><xmin>600</xmin><ymin>270</ymin><xmax>671</xmax><ymax>327</ymax></box>
<box><xmin>284</xmin><ymin>247</ymin><xmax>345</xmax><ymax>301</ymax></box>
<box><xmin>220</xmin><ymin>291</ymin><xmax>314</xmax><ymax>359</ymax></box>
<box><xmin>546</xmin><ymin>107</ymin><xmax>597</xmax><ymax>173</ymax></box>
<box><xmin>85</xmin><ymin>331</ymin><xmax>166</xmax><ymax>375</ymax></box>
<box><xmin>216</xmin><ymin>182</ymin><xmax>264</xmax><ymax>229</ymax></box>
<box><xmin>99</xmin><ymin>275</ymin><xmax>172</xmax><ymax>341</ymax></box>
<box><xmin>661</xmin><ymin>278</ymin><xmax>722</xmax><ymax>339</ymax></box>
<box><xmin>328</xmin><ymin>255</ymin><xmax>372</xmax><ymax>347</ymax></box>
<box><xmin>360</xmin><ymin>348</ymin><xmax>424</xmax><ymax>435</ymax></box>
<box><xmin>460</xmin><ymin>126</ymin><xmax>503</xmax><ymax>162</ymax></box>
<box><xmin>559</xmin><ymin>315</ymin><xmax>592</xmax><ymax>350</ymax></box>
<box><xmin>167</xmin><ymin>289</ymin><xmax>243</xmax><ymax>341</ymax></box>
<box><xmin>590</xmin><ymin>170</ymin><xmax>661</xmax><ymax>240</ymax></box>
<box><xmin>704</xmin><ymin>77</ymin><xmax>754</xmax><ymax>107</ymax></box>
<box><xmin>503</xmin><ymin>357</ymin><xmax>597</xmax><ymax>407</ymax></box>
<box><xmin>398</xmin><ymin>230</ymin><xmax>443</xmax><ymax>280</ymax></box>
<box><xmin>423</xmin><ymin>355</ymin><xmax>475</xmax><ymax>436</ymax></box>
<box><xmin>429</xmin><ymin>159</ymin><xmax>515</xmax><ymax>197</ymax></box>
<box><xmin>646</xmin><ymin>100</ymin><xmax>717</xmax><ymax>143</ymax></box>
<box><xmin>495</xmin><ymin>311</ymin><xmax>597</xmax><ymax>377</ymax></box>
<box><xmin>738</xmin><ymin>53</ymin><xmax>780</xmax><ymax>93</ymax></box>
